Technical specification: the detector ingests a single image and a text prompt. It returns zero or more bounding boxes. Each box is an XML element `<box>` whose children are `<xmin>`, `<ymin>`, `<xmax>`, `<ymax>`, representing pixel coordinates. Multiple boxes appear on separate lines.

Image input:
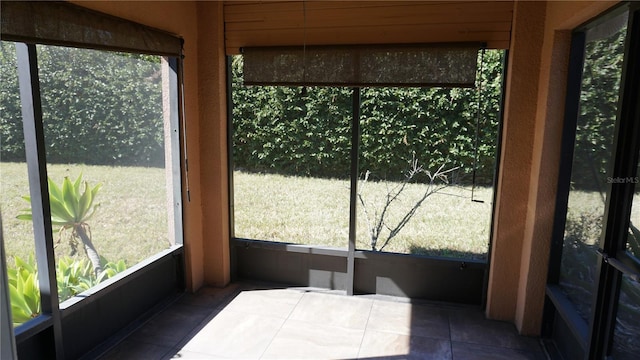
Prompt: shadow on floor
<box><xmin>87</xmin><ymin>281</ymin><xmax>548</xmax><ymax>360</ymax></box>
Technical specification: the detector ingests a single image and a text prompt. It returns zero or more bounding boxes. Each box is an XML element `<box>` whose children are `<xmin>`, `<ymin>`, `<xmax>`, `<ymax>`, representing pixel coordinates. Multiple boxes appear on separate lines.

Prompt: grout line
<box><xmin>285</xmin><ymin>288</ymin><xmax>307</xmax><ymax>320</ymax></box>
<box><xmin>355</xmin><ymin>298</ymin><xmax>375</xmax><ymax>359</ymax></box>
<box><xmin>448</xmin><ymin>308</ymin><xmax>455</xmax><ymax>359</ymax></box>
<box><xmin>257</xmin><ymin>289</ymin><xmax>306</xmax><ymax>359</ymax></box>
<box><xmin>171</xmin><ymin>286</ymin><xmax>245</xmax><ymax>355</ymax></box>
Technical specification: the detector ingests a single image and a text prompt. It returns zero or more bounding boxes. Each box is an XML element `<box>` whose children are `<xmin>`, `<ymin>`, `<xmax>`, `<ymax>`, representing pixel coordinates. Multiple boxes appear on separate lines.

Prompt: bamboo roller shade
<box><xmin>224</xmin><ymin>1</ymin><xmax>514</xmax><ymax>55</ymax></box>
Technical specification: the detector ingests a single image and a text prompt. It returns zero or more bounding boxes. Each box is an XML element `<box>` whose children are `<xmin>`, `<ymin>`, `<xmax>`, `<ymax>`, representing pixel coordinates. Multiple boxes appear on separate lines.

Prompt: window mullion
<box><xmin>347</xmin><ymin>87</ymin><xmax>361</xmax><ymax>296</ymax></box>
<box><xmin>163</xmin><ymin>57</ymin><xmax>184</xmax><ymax>247</ymax></box>
<box><xmin>15</xmin><ymin>42</ymin><xmax>64</xmax><ymax>359</ymax></box>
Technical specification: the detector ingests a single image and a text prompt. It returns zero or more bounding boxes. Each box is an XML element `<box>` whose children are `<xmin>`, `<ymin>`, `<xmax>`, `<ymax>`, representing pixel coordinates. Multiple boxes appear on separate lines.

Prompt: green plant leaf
<box><xmin>7</xmin><ymin>267</ymin><xmax>18</xmax><ymax>285</ymax></box>
<box><xmin>8</xmin><ymin>265</ymin><xmax>40</xmax><ymax>327</ymax></box>
<box><xmin>14</xmin><ymin>255</ymin><xmax>36</xmax><ymax>274</ymax></box>
<box><xmin>91</xmin><ymin>183</ymin><xmax>103</xmax><ymax>200</ymax></box>
<box><xmin>10</xmin><ymin>284</ymin><xmax>34</xmax><ymax>324</ymax></box>
<box><xmin>22</xmin><ymin>273</ymin><xmax>40</xmax><ymax>312</ymax></box>
<box><xmin>49</xmin><ymin>196</ymin><xmax>75</xmax><ymax>223</ymax></box>
<box><xmin>16</xmin><ymin>213</ymin><xmax>33</xmax><ymax>221</ymax></box>
<box><xmin>77</xmin><ymin>182</ymin><xmax>92</xmax><ymax>219</ymax></box>
<box><xmin>73</xmin><ymin>173</ymin><xmax>83</xmax><ymax>193</ymax></box>
<box><xmin>47</xmin><ymin>177</ymin><xmax>64</xmax><ymax>202</ymax></box>
<box><xmin>17</xmin><ymin>196</ymin><xmax>34</xmax><ymax>220</ymax></box>
<box><xmin>62</xmin><ymin>176</ymin><xmax>80</xmax><ymax>220</ymax></box>
<box><xmin>84</xmin><ymin>203</ymin><xmax>101</xmax><ymax>222</ymax></box>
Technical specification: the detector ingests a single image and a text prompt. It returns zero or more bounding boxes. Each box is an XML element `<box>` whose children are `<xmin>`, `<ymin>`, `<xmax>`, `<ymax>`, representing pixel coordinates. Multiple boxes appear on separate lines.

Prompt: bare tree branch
<box><xmin>358</xmin><ymin>153</ymin><xmax>458</xmax><ymax>252</ymax></box>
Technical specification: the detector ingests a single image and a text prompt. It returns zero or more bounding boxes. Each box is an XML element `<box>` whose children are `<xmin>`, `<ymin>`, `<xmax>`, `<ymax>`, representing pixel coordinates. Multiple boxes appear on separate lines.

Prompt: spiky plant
<box><xmin>18</xmin><ymin>174</ymin><xmax>103</xmax><ymax>276</ymax></box>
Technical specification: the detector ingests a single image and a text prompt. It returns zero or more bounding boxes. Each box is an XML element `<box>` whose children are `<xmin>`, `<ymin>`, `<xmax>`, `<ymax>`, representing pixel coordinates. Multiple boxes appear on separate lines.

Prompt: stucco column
<box><xmin>515</xmin><ymin>29</ymin><xmax>571</xmax><ymax>335</ymax></box>
<box><xmin>197</xmin><ymin>1</ymin><xmax>231</xmax><ymax>287</ymax></box>
<box><xmin>486</xmin><ymin>0</ymin><xmax>546</xmax><ymax>322</ymax></box>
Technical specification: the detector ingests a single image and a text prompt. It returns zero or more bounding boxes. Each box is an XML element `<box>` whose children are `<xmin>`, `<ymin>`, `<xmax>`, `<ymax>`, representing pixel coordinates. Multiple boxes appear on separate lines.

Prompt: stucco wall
<box><xmin>486</xmin><ymin>0</ymin><xmax>619</xmax><ymax>335</ymax></box>
<box><xmin>487</xmin><ymin>0</ymin><xmax>546</xmax><ymax>324</ymax></box>
<box><xmin>196</xmin><ymin>1</ymin><xmax>231</xmax><ymax>287</ymax></box>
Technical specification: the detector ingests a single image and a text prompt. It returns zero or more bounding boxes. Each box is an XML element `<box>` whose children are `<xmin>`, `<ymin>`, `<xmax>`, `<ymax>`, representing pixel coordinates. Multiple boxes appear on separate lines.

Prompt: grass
<box><xmin>5</xmin><ymin>161</ymin><xmax>636</xmax><ymax>265</ymax></box>
<box><xmin>233</xmin><ymin>170</ymin><xmax>495</xmax><ymax>260</ymax></box>
<box><xmin>1</xmin><ymin>162</ymin><xmax>170</xmax><ymax>268</ymax></box>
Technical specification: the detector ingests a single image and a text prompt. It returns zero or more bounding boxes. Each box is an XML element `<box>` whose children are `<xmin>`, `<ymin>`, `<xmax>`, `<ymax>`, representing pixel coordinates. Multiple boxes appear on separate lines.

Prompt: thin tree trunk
<box><xmin>75</xmin><ymin>225</ymin><xmax>102</xmax><ymax>276</ymax></box>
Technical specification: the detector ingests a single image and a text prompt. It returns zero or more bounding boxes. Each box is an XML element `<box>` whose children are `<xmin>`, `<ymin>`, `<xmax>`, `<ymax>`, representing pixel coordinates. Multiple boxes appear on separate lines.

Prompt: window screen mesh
<box><xmin>243</xmin><ymin>44</ymin><xmax>480</xmax><ymax>87</ymax></box>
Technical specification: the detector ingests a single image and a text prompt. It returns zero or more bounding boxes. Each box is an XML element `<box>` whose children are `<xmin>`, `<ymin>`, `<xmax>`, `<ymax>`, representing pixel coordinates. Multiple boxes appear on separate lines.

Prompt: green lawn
<box><xmin>3</xmin><ymin>163</ymin><xmax>495</xmax><ymax>263</ymax></box>
<box><xmin>6</xmin><ymin>163</ymin><xmax>635</xmax><ymax>265</ymax></box>
<box><xmin>1</xmin><ymin>162</ymin><xmax>170</xmax><ymax>267</ymax></box>
<box><xmin>233</xmin><ymin>170</ymin><xmax>495</xmax><ymax>260</ymax></box>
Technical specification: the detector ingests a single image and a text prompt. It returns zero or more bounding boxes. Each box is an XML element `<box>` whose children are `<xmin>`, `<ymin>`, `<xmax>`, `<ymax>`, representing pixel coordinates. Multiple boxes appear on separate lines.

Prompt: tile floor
<box><xmin>94</xmin><ymin>282</ymin><xmax>549</xmax><ymax>360</ymax></box>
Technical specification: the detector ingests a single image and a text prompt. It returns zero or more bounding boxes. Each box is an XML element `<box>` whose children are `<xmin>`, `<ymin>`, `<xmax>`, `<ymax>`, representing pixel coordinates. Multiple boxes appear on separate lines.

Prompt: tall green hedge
<box><xmin>0</xmin><ymin>42</ymin><xmax>164</xmax><ymax>167</ymax></box>
<box><xmin>232</xmin><ymin>51</ymin><xmax>504</xmax><ymax>184</ymax></box>
<box><xmin>0</xmin><ymin>42</ymin><xmax>22</xmax><ymax>161</ymax></box>
<box><xmin>2</xmin><ymin>37</ymin><xmax>622</xmax><ymax>187</ymax></box>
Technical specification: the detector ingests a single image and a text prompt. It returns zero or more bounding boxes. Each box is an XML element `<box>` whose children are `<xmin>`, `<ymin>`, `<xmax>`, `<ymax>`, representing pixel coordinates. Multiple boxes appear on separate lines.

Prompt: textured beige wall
<box><xmin>487</xmin><ymin>0</ymin><xmax>619</xmax><ymax>335</ymax></box>
<box><xmin>487</xmin><ymin>0</ymin><xmax>546</xmax><ymax>323</ymax></box>
<box><xmin>196</xmin><ymin>1</ymin><xmax>231</xmax><ymax>287</ymax></box>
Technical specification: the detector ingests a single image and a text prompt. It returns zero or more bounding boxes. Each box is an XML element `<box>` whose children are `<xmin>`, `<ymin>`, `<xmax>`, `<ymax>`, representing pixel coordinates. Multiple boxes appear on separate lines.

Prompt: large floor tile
<box><xmin>289</xmin><ymin>292</ymin><xmax>373</xmax><ymax>329</ymax></box>
<box><xmin>262</xmin><ymin>319</ymin><xmax>364</xmax><ymax>359</ymax></box>
<box><xmin>180</xmin><ymin>309</ymin><xmax>285</xmax><ymax>358</ymax></box>
<box><xmin>358</xmin><ymin>329</ymin><xmax>452</xmax><ymax>360</ymax></box>
<box><xmin>125</xmin><ymin>303</ymin><xmax>214</xmax><ymax>348</ymax></box>
<box><xmin>367</xmin><ymin>300</ymin><xmax>450</xmax><ymax>339</ymax></box>
<box><xmin>449</xmin><ymin>310</ymin><xmax>541</xmax><ymax>352</ymax></box>
<box><xmin>178</xmin><ymin>283</ymin><xmax>242</xmax><ymax>309</ymax></box>
<box><xmin>98</xmin><ymin>339</ymin><xmax>172</xmax><ymax>360</ymax></box>
<box><xmin>221</xmin><ymin>288</ymin><xmax>304</xmax><ymax>318</ymax></box>
<box><xmin>451</xmin><ymin>341</ymin><xmax>547</xmax><ymax>360</ymax></box>
<box><xmin>95</xmin><ymin>283</ymin><xmax>546</xmax><ymax>360</ymax></box>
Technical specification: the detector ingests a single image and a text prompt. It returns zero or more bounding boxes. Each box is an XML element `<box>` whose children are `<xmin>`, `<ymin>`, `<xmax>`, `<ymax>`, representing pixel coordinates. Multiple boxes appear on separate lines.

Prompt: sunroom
<box><xmin>1</xmin><ymin>1</ymin><xmax>639</xmax><ymax>359</ymax></box>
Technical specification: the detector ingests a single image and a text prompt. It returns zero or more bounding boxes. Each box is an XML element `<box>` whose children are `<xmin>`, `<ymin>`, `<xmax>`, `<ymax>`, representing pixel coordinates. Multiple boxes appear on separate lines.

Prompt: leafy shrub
<box><xmin>0</xmin><ymin>42</ymin><xmax>164</xmax><ymax>167</ymax></box>
<box><xmin>231</xmin><ymin>51</ymin><xmax>504</xmax><ymax>185</ymax></box>
<box><xmin>8</xmin><ymin>255</ymin><xmax>128</xmax><ymax>327</ymax></box>
<box><xmin>7</xmin><ymin>255</ymin><xmax>40</xmax><ymax>327</ymax></box>
<box><xmin>56</xmin><ymin>256</ymin><xmax>127</xmax><ymax>302</ymax></box>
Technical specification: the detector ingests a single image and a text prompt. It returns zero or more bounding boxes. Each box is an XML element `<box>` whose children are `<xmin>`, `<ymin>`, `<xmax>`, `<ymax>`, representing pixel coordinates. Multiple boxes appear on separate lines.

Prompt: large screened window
<box><xmin>232</xmin><ymin>55</ymin><xmax>352</xmax><ymax>248</ymax></box>
<box><xmin>0</xmin><ymin>3</ymin><xmax>184</xmax><ymax>354</ymax></box>
<box><xmin>2</xmin><ymin>41</ymin><xmax>182</xmax><ymax>325</ymax></box>
<box><xmin>231</xmin><ymin>49</ymin><xmax>504</xmax><ymax>260</ymax></box>
<box><xmin>36</xmin><ymin>45</ymin><xmax>177</xmax><ymax>304</ymax></box>
<box><xmin>558</xmin><ymin>11</ymin><xmax>627</xmax><ymax>324</ymax></box>
<box><xmin>545</xmin><ymin>4</ymin><xmax>640</xmax><ymax>359</ymax></box>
